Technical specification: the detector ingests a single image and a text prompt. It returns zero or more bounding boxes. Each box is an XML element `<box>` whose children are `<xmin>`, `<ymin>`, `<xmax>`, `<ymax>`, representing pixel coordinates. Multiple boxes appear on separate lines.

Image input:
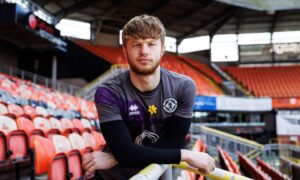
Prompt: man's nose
<box><xmin>140</xmin><ymin>44</ymin><xmax>149</xmax><ymax>55</ymax></box>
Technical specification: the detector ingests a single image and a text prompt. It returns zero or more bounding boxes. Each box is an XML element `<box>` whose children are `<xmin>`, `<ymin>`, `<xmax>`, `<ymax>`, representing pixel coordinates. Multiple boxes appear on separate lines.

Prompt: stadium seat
<box><xmin>51</xmin><ymin>134</ymin><xmax>84</xmax><ymax>179</ymax></box>
<box><xmin>81</xmin><ymin>118</ymin><xmax>92</xmax><ymax>129</ymax></box>
<box><xmin>31</xmin><ymin>136</ymin><xmax>68</xmax><ymax>180</ymax></box>
<box><xmin>49</xmin><ymin>117</ymin><xmax>63</xmax><ymax>133</ymax></box>
<box><xmin>35</xmin><ymin>106</ymin><xmax>49</xmax><ymax>117</ymax></box>
<box><xmin>0</xmin><ymin>102</ymin><xmax>8</xmax><ymax>115</ymax></box>
<box><xmin>33</xmin><ymin>116</ymin><xmax>60</xmax><ymax>138</ymax></box>
<box><xmin>0</xmin><ymin>131</ymin><xmax>8</xmax><ymax>165</ymax></box>
<box><xmin>0</xmin><ymin>115</ymin><xmax>29</xmax><ymax>164</ymax></box>
<box><xmin>72</xmin><ymin>118</ymin><xmax>86</xmax><ymax>132</ymax></box>
<box><xmin>15</xmin><ymin>116</ymin><xmax>45</xmax><ymax>146</ymax></box>
<box><xmin>22</xmin><ymin>105</ymin><xmax>37</xmax><ymax>119</ymax></box>
<box><xmin>91</xmin><ymin>131</ymin><xmax>106</xmax><ymax>150</ymax></box>
<box><xmin>7</xmin><ymin>103</ymin><xmax>24</xmax><ymax>117</ymax></box>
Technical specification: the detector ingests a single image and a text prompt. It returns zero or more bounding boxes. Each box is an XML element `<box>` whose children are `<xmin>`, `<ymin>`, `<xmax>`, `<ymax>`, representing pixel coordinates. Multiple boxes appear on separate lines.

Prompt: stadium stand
<box><xmin>1</xmin><ymin>0</ymin><xmax>300</xmax><ymax>179</ymax></box>
<box><xmin>224</xmin><ymin>66</ymin><xmax>300</xmax><ymax>98</ymax></box>
<box><xmin>75</xmin><ymin>40</ymin><xmax>224</xmax><ymax>96</ymax></box>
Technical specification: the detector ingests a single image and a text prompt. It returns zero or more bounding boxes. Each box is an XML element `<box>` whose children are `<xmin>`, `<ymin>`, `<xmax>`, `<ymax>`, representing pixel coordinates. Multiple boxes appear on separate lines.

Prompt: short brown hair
<box><xmin>122</xmin><ymin>14</ymin><xmax>166</xmax><ymax>46</ymax></box>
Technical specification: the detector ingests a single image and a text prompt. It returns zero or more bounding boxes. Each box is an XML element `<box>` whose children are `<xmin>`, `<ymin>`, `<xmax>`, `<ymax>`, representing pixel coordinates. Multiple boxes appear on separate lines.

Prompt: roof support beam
<box><xmin>177</xmin><ymin>7</ymin><xmax>238</xmax><ymax>43</ymax></box>
<box><xmin>145</xmin><ymin>0</ymin><xmax>174</xmax><ymax>14</ymax></box>
<box><xmin>55</xmin><ymin>0</ymin><xmax>103</xmax><ymax>20</ymax></box>
<box><xmin>165</xmin><ymin>0</ymin><xmax>213</xmax><ymax>28</ymax></box>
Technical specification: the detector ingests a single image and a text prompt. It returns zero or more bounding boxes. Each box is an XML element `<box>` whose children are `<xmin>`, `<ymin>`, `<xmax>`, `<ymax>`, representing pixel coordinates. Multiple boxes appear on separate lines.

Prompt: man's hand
<box><xmin>181</xmin><ymin>149</ymin><xmax>216</xmax><ymax>174</ymax></box>
<box><xmin>82</xmin><ymin>151</ymin><xmax>118</xmax><ymax>175</ymax></box>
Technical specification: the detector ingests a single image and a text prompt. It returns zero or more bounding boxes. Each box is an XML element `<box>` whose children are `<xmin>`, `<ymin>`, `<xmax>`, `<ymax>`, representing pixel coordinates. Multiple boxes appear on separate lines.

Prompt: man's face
<box><xmin>123</xmin><ymin>38</ymin><xmax>165</xmax><ymax>75</ymax></box>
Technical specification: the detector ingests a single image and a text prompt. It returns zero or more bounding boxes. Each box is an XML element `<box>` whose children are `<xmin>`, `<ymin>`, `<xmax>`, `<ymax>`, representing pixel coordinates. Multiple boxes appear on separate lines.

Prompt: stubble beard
<box><xmin>127</xmin><ymin>54</ymin><xmax>161</xmax><ymax>76</ymax></box>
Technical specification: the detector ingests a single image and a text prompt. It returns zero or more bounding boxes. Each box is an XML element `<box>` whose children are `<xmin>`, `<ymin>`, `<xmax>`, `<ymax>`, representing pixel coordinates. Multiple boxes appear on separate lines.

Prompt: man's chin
<box><xmin>131</xmin><ymin>67</ymin><xmax>158</xmax><ymax>76</ymax></box>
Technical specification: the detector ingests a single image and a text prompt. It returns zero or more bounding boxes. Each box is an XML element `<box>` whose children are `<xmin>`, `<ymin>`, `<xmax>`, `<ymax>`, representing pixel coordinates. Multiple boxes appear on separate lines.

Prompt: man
<box><xmin>83</xmin><ymin>14</ymin><xmax>215</xmax><ymax>179</ymax></box>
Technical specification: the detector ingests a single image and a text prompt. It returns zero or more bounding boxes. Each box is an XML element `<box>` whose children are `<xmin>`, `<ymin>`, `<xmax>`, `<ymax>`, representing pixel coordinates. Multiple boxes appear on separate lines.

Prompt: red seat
<box><xmin>23</xmin><ymin>105</ymin><xmax>37</xmax><ymax>119</ymax></box>
<box><xmin>0</xmin><ymin>103</ymin><xmax>8</xmax><ymax>115</ymax></box>
<box><xmin>51</xmin><ymin>135</ymin><xmax>83</xmax><ymax>180</ymax></box>
<box><xmin>72</xmin><ymin>118</ymin><xmax>85</xmax><ymax>132</ymax></box>
<box><xmin>33</xmin><ymin>117</ymin><xmax>60</xmax><ymax>138</ymax></box>
<box><xmin>0</xmin><ymin>115</ymin><xmax>29</xmax><ymax>163</ymax></box>
<box><xmin>7</xmin><ymin>104</ymin><xmax>24</xmax><ymax>117</ymax></box>
<box><xmin>32</xmin><ymin>136</ymin><xmax>68</xmax><ymax>180</ymax></box>
<box><xmin>0</xmin><ymin>131</ymin><xmax>8</xmax><ymax>165</ymax></box>
<box><xmin>91</xmin><ymin>131</ymin><xmax>106</xmax><ymax>150</ymax></box>
<box><xmin>16</xmin><ymin>117</ymin><xmax>44</xmax><ymax>147</ymax></box>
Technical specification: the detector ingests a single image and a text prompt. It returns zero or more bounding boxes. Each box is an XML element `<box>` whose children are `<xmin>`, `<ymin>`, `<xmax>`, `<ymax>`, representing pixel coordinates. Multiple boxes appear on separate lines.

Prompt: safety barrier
<box><xmin>130</xmin><ymin>162</ymin><xmax>253</xmax><ymax>180</ymax></box>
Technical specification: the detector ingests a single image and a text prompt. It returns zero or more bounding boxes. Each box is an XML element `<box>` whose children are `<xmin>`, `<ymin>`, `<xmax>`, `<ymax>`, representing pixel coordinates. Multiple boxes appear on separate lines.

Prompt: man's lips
<box><xmin>137</xmin><ymin>59</ymin><xmax>152</xmax><ymax>64</ymax></box>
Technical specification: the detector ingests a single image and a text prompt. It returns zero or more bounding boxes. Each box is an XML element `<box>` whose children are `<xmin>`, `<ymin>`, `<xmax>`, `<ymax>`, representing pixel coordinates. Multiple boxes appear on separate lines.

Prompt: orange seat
<box><xmin>0</xmin><ymin>115</ymin><xmax>29</xmax><ymax>163</ymax></box>
<box><xmin>91</xmin><ymin>131</ymin><xmax>106</xmax><ymax>150</ymax></box>
<box><xmin>49</xmin><ymin>117</ymin><xmax>63</xmax><ymax>132</ymax></box>
<box><xmin>16</xmin><ymin>117</ymin><xmax>44</xmax><ymax>147</ymax></box>
<box><xmin>81</xmin><ymin>118</ymin><xmax>92</xmax><ymax>130</ymax></box>
<box><xmin>23</xmin><ymin>105</ymin><xmax>37</xmax><ymax>119</ymax></box>
<box><xmin>7</xmin><ymin>104</ymin><xmax>24</xmax><ymax>117</ymax></box>
<box><xmin>33</xmin><ymin>117</ymin><xmax>60</xmax><ymax>138</ymax></box>
<box><xmin>51</xmin><ymin>135</ymin><xmax>84</xmax><ymax>180</ymax></box>
<box><xmin>35</xmin><ymin>106</ymin><xmax>49</xmax><ymax>117</ymax></box>
<box><xmin>72</xmin><ymin>118</ymin><xmax>85</xmax><ymax>132</ymax></box>
<box><xmin>0</xmin><ymin>131</ymin><xmax>8</xmax><ymax>164</ymax></box>
<box><xmin>0</xmin><ymin>103</ymin><xmax>8</xmax><ymax>115</ymax></box>
<box><xmin>31</xmin><ymin>136</ymin><xmax>68</xmax><ymax>180</ymax></box>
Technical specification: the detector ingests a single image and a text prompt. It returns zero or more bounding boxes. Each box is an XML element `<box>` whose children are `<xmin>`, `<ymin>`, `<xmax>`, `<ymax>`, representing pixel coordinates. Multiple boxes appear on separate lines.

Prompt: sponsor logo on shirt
<box><xmin>135</xmin><ymin>130</ymin><xmax>159</xmax><ymax>145</ymax></box>
<box><xmin>163</xmin><ymin>98</ymin><xmax>178</xmax><ymax>113</ymax></box>
<box><xmin>129</xmin><ymin>104</ymin><xmax>140</xmax><ymax>116</ymax></box>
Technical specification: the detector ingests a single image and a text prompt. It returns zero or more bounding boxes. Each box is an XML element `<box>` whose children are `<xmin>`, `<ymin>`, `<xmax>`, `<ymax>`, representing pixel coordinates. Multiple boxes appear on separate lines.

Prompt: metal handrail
<box><xmin>131</xmin><ymin>162</ymin><xmax>253</xmax><ymax>180</ymax></box>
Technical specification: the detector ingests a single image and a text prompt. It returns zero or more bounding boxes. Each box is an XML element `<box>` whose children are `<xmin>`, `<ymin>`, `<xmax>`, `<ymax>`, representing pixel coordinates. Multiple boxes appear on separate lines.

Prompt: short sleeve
<box><xmin>174</xmin><ymin>79</ymin><xmax>196</xmax><ymax>118</ymax></box>
<box><xmin>94</xmin><ymin>86</ymin><xmax>123</xmax><ymax>123</ymax></box>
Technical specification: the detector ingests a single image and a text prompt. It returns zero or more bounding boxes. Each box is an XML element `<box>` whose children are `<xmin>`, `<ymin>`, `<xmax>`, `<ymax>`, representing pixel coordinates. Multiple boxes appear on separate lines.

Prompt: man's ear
<box><xmin>122</xmin><ymin>46</ymin><xmax>128</xmax><ymax>59</ymax></box>
<box><xmin>161</xmin><ymin>46</ymin><xmax>165</xmax><ymax>57</ymax></box>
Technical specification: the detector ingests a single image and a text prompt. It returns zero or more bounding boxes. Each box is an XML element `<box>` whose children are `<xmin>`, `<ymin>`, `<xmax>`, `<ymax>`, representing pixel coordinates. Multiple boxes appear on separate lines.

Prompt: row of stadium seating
<box><xmin>224</xmin><ymin>66</ymin><xmax>300</xmax><ymax>98</ymax></box>
<box><xmin>238</xmin><ymin>152</ymin><xmax>275</xmax><ymax>180</ymax></box>
<box><xmin>217</xmin><ymin>146</ymin><xmax>240</xmax><ymax>174</ymax></box>
<box><xmin>0</xmin><ymin>112</ymin><xmax>105</xmax><ymax>179</ymax></box>
<box><xmin>74</xmin><ymin>40</ymin><xmax>224</xmax><ymax>96</ymax></box>
<box><xmin>0</xmin><ymin>72</ymin><xmax>98</xmax><ymax>119</ymax></box>
<box><xmin>178</xmin><ymin>56</ymin><xmax>223</xmax><ymax>84</ymax></box>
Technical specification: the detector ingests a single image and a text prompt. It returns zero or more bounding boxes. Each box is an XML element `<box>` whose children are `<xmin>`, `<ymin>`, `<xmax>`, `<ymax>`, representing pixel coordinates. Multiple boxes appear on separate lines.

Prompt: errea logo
<box><xmin>129</xmin><ymin>104</ymin><xmax>140</xmax><ymax>116</ymax></box>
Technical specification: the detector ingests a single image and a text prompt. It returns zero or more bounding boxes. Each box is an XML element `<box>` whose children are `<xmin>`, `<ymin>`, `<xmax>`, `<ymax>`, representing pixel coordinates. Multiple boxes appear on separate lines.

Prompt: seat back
<box><xmin>72</xmin><ymin>118</ymin><xmax>85</xmax><ymax>132</ymax></box>
<box><xmin>7</xmin><ymin>104</ymin><xmax>24</xmax><ymax>117</ymax></box>
<box><xmin>60</xmin><ymin>118</ymin><xmax>74</xmax><ymax>130</ymax></box>
<box><xmin>33</xmin><ymin>117</ymin><xmax>51</xmax><ymax>133</ymax></box>
<box><xmin>68</xmin><ymin>150</ymin><xmax>83</xmax><ymax>180</ymax></box>
<box><xmin>35</xmin><ymin>106</ymin><xmax>49</xmax><ymax>117</ymax></box>
<box><xmin>8</xmin><ymin>130</ymin><xmax>29</xmax><ymax>161</ymax></box>
<box><xmin>32</xmin><ymin>136</ymin><xmax>55</xmax><ymax>175</ymax></box>
<box><xmin>0</xmin><ymin>103</ymin><xmax>8</xmax><ymax>115</ymax></box>
<box><xmin>49</xmin><ymin>117</ymin><xmax>63</xmax><ymax>132</ymax></box>
<box><xmin>16</xmin><ymin>117</ymin><xmax>35</xmax><ymax>134</ymax></box>
<box><xmin>69</xmin><ymin>133</ymin><xmax>86</xmax><ymax>150</ymax></box>
<box><xmin>91</xmin><ymin>131</ymin><xmax>106</xmax><ymax>150</ymax></box>
<box><xmin>0</xmin><ymin>115</ymin><xmax>18</xmax><ymax>134</ymax></box>
<box><xmin>48</xmin><ymin>152</ymin><xmax>68</xmax><ymax>180</ymax></box>
<box><xmin>81</xmin><ymin>118</ymin><xmax>91</xmax><ymax>129</ymax></box>
<box><xmin>81</xmin><ymin>132</ymin><xmax>96</xmax><ymax>149</ymax></box>
<box><xmin>23</xmin><ymin>105</ymin><xmax>37</xmax><ymax>119</ymax></box>
<box><xmin>52</xmin><ymin>135</ymin><xmax>72</xmax><ymax>153</ymax></box>
<box><xmin>0</xmin><ymin>131</ymin><xmax>7</xmax><ymax>162</ymax></box>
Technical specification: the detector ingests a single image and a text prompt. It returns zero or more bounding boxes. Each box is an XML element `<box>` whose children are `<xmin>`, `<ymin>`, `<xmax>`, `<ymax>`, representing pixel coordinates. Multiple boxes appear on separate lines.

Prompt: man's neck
<box><xmin>130</xmin><ymin>67</ymin><xmax>161</xmax><ymax>92</ymax></box>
